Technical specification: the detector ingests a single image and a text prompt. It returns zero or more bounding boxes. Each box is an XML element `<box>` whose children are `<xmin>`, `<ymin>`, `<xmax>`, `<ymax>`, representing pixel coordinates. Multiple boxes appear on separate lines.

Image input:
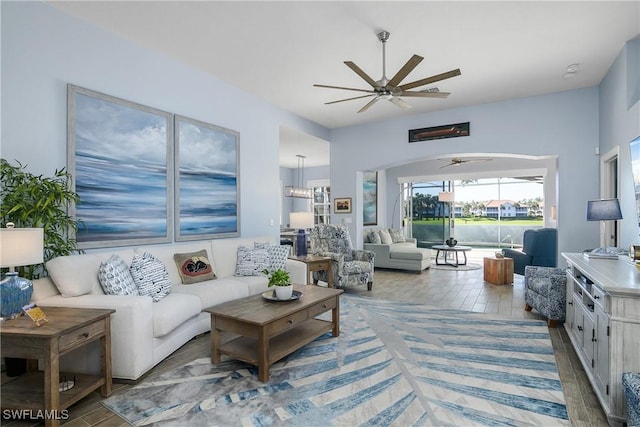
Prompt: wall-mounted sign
<box><xmin>409</xmin><ymin>122</ymin><xmax>470</xmax><ymax>143</ymax></box>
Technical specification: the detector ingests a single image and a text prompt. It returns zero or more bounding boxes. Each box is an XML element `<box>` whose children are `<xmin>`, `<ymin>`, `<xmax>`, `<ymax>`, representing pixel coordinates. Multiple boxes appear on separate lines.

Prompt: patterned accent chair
<box><xmin>623</xmin><ymin>372</ymin><xmax>640</xmax><ymax>427</ymax></box>
<box><xmin>309</xmin><ymin>224</ymin><xmax>374</xmax><ymax>290</ymax></box>
<box><xmin>524</xmin><ymin>265</ymin><xmax>566</xmax><ymax>327</ymax></box>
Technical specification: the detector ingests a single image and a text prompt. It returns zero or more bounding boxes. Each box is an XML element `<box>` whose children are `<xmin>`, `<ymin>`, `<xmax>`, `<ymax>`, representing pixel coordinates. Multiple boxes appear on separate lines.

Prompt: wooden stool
<box><xmin>483</xmin><ymin>256</ymin><xmax>514</xmax><ymax>285</ymax></box>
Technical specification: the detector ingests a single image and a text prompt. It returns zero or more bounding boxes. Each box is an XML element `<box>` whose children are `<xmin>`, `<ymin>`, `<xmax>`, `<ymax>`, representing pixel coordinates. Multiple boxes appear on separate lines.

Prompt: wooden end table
<box><xmin>0</xmin><ymin>307</ymin><xmax>114</xmax><ymax>427</ymax></box>
<box><xmin>290</xmin><ymin>255</ymin><xmax>333</xmax><ymax>287</ymax></box>
<box><xmin>483</xmin><ymin>256</ymin><xmax>514</xmax><ymax>285</ymax></box>
<box><xmin>206</xmin><ymin>284</ymin><xmax>343</xmax><ymax>382</ymax></box>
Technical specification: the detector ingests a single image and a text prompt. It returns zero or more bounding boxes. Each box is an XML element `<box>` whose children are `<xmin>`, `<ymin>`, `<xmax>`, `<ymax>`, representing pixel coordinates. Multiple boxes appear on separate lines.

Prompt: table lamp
<box><xmin>0</xmin><ymin>223</ymin><xmax>44</xmax><ymax>320</ymax></box>
<box><xmin>289</xmin><ymin>212</ymin><xmax>314</xmax><ymax>257</ymax></box>
<box><xmin>586</xmin><ymin>199</ymin><xmax>622</xmax><ymax>244</ymax></box>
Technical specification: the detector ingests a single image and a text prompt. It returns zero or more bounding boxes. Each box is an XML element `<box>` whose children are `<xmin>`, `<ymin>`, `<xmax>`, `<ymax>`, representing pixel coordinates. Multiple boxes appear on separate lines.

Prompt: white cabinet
<box><xmin>562</xmin><ymin>253</ymin><xmax>640</xmax><ymax>427</ymax></box>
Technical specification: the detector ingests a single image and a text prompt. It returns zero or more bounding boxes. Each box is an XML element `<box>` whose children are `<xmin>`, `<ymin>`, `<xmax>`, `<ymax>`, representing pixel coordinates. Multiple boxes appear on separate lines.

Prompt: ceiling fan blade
<box><xmin>400</xmin><ymin>91</ymin><xmax>450</xmax><ymax>98</ymax></box>
<box><xmin>399</xmin><ymin>68</ymin><xmax>461</xmax><ymax>91</ymax></box>
<box><xmin>358</xmin><ymin>96</ymin><xmax>380</xmax><ymax>113</ymax></box>
<box><xmin>325</xmin><ymin>94</ymin><xmax>375</xmax><ymax>105</ymax></box>
<box><xmin>313</xmin><ymin>84</ymin><xmax>376</xmax><ymax>94</ymax></box>
<box><xmin>388</xmin><ymin>96</ymin><xmax>412</xmax><ymax>110</ymax></box>
<box><xmin>387</xmin><ymin>54</ymin><xmax>424</xmax><ymax>88</ymax></box>
<box><xmin>344</xmin><ymin>61</ymin><xmax>378</xmax><ymax>88</ymax></box>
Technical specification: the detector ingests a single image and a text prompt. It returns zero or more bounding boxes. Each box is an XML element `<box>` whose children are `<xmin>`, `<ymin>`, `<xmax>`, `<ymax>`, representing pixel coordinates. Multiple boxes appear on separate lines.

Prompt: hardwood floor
<box><xmin>2</xmin><ymin>262</ymin><xmax>610</xmax><ymax>426</ymax></box>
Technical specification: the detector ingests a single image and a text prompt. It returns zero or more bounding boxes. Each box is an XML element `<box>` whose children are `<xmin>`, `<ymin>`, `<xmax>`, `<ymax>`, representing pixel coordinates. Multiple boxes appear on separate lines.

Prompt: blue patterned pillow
<box><xmin>366</xmin><ymin>230</ymin><xmax>381</xmax><ymax>244</ymax></box>
<box><xmin>98</xmin><ymin>254</ymin><xmax>139</xmax><ymax>296</ymax></box>
<box><xmin>130</xmin><ymin>252</ymin><xmax>171</xmax><ymax>302</ymax></box>
<box><xmin>254</xmin><ymin>242</ymin><xmax>290</xmax><ymax>271</ymax></box>
<box><xmin>235</xmin><ymin>245</ymin><xmax>270</xmax><ymax>276</ymax></box>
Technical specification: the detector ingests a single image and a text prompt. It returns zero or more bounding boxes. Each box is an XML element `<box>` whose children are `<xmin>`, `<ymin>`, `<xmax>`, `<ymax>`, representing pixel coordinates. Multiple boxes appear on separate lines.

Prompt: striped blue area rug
<box><xmin>103</xmin><ymin>295</ymin><xmax>569</xmax><ymax>426</ymax></box>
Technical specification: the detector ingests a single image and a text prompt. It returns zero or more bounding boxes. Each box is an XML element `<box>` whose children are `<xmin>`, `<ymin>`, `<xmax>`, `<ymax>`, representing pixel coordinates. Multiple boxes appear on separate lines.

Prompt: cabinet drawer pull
<box><xmin>288</xmin><ymin>320</ymin><xmax>293</xmax><ymax>324</ymax></box>
<box><xmin>568</xmin><ymin>301</ymin><xmax>573</xmax><ymax>305</ymax></box>
<box><xmin>594</xmin><ymin>295</ymin><xmax>600</xmax><ymax>299</ymax></box>
<box><xmin>82</xmin><ymin>332</ymin><xmax>89</xmax><ymax>338</ymax></box>
<box><xmin>322</xmin><ymin>305</ymin><xmax>327</xmax><ymax>309</ymax></box>
<box><xmin>577</xmin><ymin>326</ymin><xmax>583</xmax><ymax>331</ymax></box>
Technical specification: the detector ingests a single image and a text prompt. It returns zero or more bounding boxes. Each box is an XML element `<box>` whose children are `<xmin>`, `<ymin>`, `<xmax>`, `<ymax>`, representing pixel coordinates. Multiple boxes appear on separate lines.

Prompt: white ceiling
<box><xmin>48</xmin><ymin>1</ymin><xmax>639</xmax><ymax>169</ymax></box>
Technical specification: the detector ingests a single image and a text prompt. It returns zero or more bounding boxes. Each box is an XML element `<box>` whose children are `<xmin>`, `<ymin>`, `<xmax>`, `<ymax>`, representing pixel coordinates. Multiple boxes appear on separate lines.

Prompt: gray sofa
<box><xmin>363</xmin><ymin>228</ymin><xmax>431</xmax><ymax>272</ymax></box>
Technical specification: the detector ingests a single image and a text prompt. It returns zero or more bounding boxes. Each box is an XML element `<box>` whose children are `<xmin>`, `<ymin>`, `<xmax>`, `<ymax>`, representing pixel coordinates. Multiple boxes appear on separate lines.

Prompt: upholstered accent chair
<box><xmin>523</xmin><ymin>265</ymin><xmax>566</xmax><ymax>327</ymax></box>
<box><xmin>623</xmin><ymin>372</ymin><xmax>640</xmax><ymax>427</ymax></box>
<box><xmin>309</xmin><ymin>224</ymin><xmax>374</xmax><ymax>290</ymax></box>
<box><xmin>502</xmin><ymin>228</ymin><xmax>558</xmax><ymax>275</ymax></box>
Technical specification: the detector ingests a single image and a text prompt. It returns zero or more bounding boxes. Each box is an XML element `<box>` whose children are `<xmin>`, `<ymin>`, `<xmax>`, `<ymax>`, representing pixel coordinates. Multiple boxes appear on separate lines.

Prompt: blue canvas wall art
<box><xmin>174</xmin><ymin>115</ymin><xmax>239</xmax><ymax>240</ymax></box>
<box><xmin>68</xmin><ymin>85</ymin><xmax>173</xmax><ymax>248</ymax></box>
<box><xmin>363</xmin><ymin>171</ymin><xmax>377</xmax><ymax>225</ymax></box>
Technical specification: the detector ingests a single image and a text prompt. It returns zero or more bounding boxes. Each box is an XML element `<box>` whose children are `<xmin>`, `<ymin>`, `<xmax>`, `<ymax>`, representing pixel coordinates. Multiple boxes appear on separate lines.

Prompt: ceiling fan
<box><xmin>314</xmin><ymin>31</ymin><xmax>461</xmax><ymax>113</ymax></box>
<box><xmin>439</xmin><ymin>157</ymin><xmax>492</xmax><ymax>168</ymax></box>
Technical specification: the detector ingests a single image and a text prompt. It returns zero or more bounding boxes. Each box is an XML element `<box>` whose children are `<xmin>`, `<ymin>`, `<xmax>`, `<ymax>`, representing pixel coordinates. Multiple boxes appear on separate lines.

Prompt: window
<box><xmin>309</xmin><ymin>180</ymin><xmax>330</xmax><ymax>225</ymax></box>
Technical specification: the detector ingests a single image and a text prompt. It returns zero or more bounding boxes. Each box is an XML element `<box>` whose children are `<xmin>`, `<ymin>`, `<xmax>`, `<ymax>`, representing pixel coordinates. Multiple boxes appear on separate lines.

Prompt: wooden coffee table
<box><xmin>206</xmin><ymin>284</ymin><xmax>343</xmax><ymax>382</ymax></box>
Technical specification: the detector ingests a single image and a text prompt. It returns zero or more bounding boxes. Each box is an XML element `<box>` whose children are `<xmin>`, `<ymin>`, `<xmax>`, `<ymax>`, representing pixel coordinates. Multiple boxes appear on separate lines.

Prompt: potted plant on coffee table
<box><xmin>263</xmin><ymin>268</ymin><xmax>292</xmax><ymax>300</ymax></box>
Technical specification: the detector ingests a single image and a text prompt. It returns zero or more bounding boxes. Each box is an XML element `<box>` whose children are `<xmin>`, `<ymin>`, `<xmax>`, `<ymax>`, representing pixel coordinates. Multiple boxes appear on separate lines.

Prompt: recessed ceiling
<box><xmin>46</xmin><ymin>1</ymin><xmax>639</xmax><ymax>168</ymax></box>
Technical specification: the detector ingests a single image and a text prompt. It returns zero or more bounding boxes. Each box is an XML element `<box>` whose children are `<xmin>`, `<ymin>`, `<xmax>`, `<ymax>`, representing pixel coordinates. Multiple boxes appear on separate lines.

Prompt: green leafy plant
<box><xmin>1</xmin><ymin>159</ymin><xmax>82</xmax><ymax>279</ymax></box>
<box><xmin>263</xmin><ymin>268</ymin><xmax>291</xmax><ymax>287</ymax></box>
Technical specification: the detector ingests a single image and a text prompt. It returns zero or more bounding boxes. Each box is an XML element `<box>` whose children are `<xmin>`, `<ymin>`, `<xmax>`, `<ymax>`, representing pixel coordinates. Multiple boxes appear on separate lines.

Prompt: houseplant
<box><xmin>263</xmin><ymin>268</ymin><xmax>293</xmax><ymax>300</ymax></box>
<box><xmin>0</xmin><ymin>159</ymin><xmax>81</xmax><ymax>279</ymax></box>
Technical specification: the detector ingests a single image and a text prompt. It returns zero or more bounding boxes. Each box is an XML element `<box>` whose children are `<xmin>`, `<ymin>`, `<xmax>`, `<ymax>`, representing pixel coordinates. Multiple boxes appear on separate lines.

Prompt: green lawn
<box><xmin>412</xmin><ymin>217</ymin><xmax>544</xmax><ymax>226</ymax></box>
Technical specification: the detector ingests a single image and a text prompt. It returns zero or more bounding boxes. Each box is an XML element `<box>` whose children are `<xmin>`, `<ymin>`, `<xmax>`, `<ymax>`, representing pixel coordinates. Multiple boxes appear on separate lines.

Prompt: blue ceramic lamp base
<box><xmin>0</xmin><ymin>272</ymin><xmax>33</xmax><ymax>320</ymax></box>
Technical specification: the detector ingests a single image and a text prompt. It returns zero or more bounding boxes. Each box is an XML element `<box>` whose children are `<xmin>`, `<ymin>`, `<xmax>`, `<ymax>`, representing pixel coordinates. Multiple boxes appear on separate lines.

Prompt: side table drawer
<box><xmin>59</xmin><ymin>320</ymin><xmax>106</xmax><ymax>353</ymax></box>
<box><xmin>271</xmin><ymin>310</ymin><xmax>309</xmax><ymax>335</ymax></box>
<box><xmin>308</xmin><ymin>297</ymin><xmax>337</xmax><ymax>318</ymax></box>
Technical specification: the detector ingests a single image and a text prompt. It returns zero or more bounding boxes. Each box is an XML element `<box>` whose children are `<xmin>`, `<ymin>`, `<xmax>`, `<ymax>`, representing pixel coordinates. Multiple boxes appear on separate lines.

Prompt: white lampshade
<box><xmin>0</xmin><ymin>227</ymin><xmax>44</xmax><ymax>268</ymax></box>
<box><xmin>290</xmin><ymin>212</ymin><xmax>314</xmax><ymax>230</ymax></box>
<box><xmin>438</xmin><ymin>192</ymin><xmax>454</xmax><ymax>203</ymax></box>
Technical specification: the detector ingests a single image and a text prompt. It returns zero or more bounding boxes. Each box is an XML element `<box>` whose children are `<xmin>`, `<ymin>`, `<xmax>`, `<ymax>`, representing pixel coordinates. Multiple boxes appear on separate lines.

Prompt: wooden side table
<box><xmin>483</xmin><ymin>256</ymin><xmax>514</xmax><ymax>285</ymax></box>
<box><xmin>1</xmin><ymin>306</ymin><xmax>114</xmax><ymax>427</ymax></box>
<box><xmin>290</xmin><ymin>255</ymin><xmax>332</xmax><ymax>288</ymax></box>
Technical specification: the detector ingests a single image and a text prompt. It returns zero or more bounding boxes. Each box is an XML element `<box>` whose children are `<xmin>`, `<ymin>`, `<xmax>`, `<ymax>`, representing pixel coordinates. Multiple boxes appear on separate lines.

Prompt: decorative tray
<box><xmin>262</xmin><ymin>290</ymin><xmax>302</xmax><ymax>302</ymax></box>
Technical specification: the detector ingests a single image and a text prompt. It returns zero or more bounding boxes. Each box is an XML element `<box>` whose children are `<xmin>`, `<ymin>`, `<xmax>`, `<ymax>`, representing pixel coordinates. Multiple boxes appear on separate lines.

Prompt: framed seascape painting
<box><xmin>174</xmin><ymin>115</ymin><xmax>240</xmax><ymax>241</ymax></box>
<box><xmin>363</xmin><ymin>171</ymin><xmax>377</xmax><ymax>225</ymax></box>
<box><xmin>68</xmin><ymin>85</ymin><xmax>173</xmax><ymax>249</ymax></box>
<box><xmin>630</xmin><ymin>136</ymin><xmax>640</xmax><ymax>226</ymax></box>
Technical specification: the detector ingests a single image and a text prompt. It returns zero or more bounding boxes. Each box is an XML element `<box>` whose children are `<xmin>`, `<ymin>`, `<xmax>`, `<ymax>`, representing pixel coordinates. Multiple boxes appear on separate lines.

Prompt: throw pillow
<box><xmin>366</xmin><ymin>230</ymin><xmax>382</xmax><ymax>244</ymax></box>
<box><xmin>98</xmin><ymin>254</ymin><xmax>139</xmax><ymax>296</ymax></box>
<box><xmin>173</xmin><ymin>250</ymin><xmax>216</xmax><ymax>284</ymax></box>
<box><xmin>254</xmin><ymin>242</ymin><xmax>290</xmax><ymax>271</ymax></box>
<box><xmin>389</xmin><ymin>228</ymin><xmax>406</xmax><ymax>243</ymax></box>
<box><xmin>130</xmin><ymin>252</ymin><xmax>171</xmax><ymax>302</ymax></box>
<box><xmin>379</xmin><ymin>229</ymin><xmax>393</xmax><ymax>245</ymax></box>
<box><xmin>235</xmin><ymin>245</ymin><xmax>270</xmax><ymax>276</ymax></box>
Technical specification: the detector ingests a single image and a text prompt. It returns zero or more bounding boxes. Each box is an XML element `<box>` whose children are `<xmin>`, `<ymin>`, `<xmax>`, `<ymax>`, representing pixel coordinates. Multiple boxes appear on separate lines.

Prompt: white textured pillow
<box><xmin>366</xmin><ymin>231</ymin><xmax>382</xmax><ymax>244</ymax></box>
<box><xmin>389</xmin><ymin>229</ymin><xmax>406</xmax><ymax>243</ymax></box>
<box><xmin>98</xmin><ymin>254</ymin><xmax>139</xmax><ymax>296</ymax></box>
<box><xmin>379</xmin><ymin>229</ymin><xmax>393</xmax><ymax>245</ymax></box>
<box><xmin>254</xmin><ymin>242</ymin><xmax>290</xmax><ymax>271</ymax></box>
<box><xmin>235</xmin><ymin>245</ymin><xmax>270</xmax><ymax>276</ymax></box>
<box><xmin>130</xmin><ymin>252</ymin><xmax>171</xmax><ymax>302</ymax></box>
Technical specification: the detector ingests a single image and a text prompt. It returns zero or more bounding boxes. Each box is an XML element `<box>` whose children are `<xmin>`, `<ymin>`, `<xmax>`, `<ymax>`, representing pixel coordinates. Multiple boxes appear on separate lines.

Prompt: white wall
<box><xmin>329</xmin><ymin>88</ymin><xmax>601</xmax><ymax>260</ymax></box>
<box><xmin>1</xmin><ymin>1</ymin><xmax>329</xmax><ymax>242</ymax></box>
<box><xmin>599</xmin><ymin>39</ymin><xmax>640</xmax><ymax>249</ymax></box>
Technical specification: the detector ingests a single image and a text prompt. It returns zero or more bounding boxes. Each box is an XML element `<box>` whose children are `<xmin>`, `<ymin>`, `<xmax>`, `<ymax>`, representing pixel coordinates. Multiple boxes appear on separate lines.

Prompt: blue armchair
<box><xmin>524</xmin><ymin>265</ymin><xmax>566</xmax><ymax>327</ymax></box>
<box><xmin>309</xmin><ymin>224</ymin><xmax>374</xmax><ymax>290</ymax></box>
<box><xmin>502</xmin><ymin>228</ymin><xmax>557</xmax><ymax>275</ymax></box>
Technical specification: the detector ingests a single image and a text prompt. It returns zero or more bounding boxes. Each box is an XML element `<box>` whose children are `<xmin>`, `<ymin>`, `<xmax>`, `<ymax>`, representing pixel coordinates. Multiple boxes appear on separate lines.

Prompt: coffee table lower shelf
<box><xmin>219</xmin><ymin>318</ymin><xmax>332</xmax><ymax>367</ymax></box>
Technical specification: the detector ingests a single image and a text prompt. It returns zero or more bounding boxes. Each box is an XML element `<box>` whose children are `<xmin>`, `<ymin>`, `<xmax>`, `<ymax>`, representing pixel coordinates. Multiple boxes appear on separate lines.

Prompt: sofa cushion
<box><xmin>235</xmin><ymin>245</ymin><xmax>270</xmax><ymax>276</ymax></box>
<box><xmin>365</xmin><ymin>230</ymin><xmax>381</xmax><ymax>244</ymax></box>
<box><xmin>173</xmin><ymin>249</ymin><xmax>216</xmax><ymax>284</ymax></box>
<box><xmin>151</xmin><ymin>292</ymin><xmax>201</xmax><ymax>337</ymax></box>
<box><xmin>130</xmin><ymin>252</ymin><xmax>172</xmax><ymax>302</ymax></box>
<box><xmin>136</xmin><ymin>242</ymin><xmax>214</xmax><ymax>286</ymax></box>
<box><xmin>46</xmin><ymin>249</ymin><xmax>135</xmax><ymax>297</ymax></box>
<box><xmin>379</xmin><ymin>229</ymin><xmax>393</xmax><ymax>245</ymax></box>
<box><xmin>390</xmin><ymin>244</ymin><xmax>430</xmax><ymax>261</ymax></box>
<box><xmin>254</xmin><ymin>242</ymin><xmax>290</xmax><ymax>271</ymax></box>
<box><xmin>172</xmin><ymin>277</ymin><xmax>251</xmax><ymax>309</ymax></box>
<box><xmin>98</xmin><ymin>254</ymin><xmax>139</xmax><ymax>296</ymax></box>
<box><xmin>389</xmin><ymin>229</ymin><xmax>406</xmax><ymax>243</ymax></box>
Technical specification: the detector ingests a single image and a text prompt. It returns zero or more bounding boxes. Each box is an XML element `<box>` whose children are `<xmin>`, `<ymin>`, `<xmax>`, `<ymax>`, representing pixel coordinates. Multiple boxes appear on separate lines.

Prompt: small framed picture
<box><xmin>334</xmin><ymin>197</ymin><xmax>352</xmax><ymax>214</ymax></box>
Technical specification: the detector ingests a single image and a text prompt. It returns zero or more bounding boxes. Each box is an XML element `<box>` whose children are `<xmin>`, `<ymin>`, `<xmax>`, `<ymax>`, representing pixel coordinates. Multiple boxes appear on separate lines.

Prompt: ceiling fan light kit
<box><xmin>314</xmin><ymin>31</ymin><xmax>461</xmax><ymax>113</ymax></box>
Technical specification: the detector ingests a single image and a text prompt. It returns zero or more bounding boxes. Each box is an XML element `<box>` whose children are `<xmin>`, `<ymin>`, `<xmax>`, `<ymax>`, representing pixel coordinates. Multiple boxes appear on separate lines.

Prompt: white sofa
<box><xmin>31</xmin><ymin>236</ymin><xmax>306</xmax><ymax>381</ymax></box>
<box><xmin>363</xmin><ymin>228</ymin><xmax>431</xmax><ymax>272</ymax></box>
